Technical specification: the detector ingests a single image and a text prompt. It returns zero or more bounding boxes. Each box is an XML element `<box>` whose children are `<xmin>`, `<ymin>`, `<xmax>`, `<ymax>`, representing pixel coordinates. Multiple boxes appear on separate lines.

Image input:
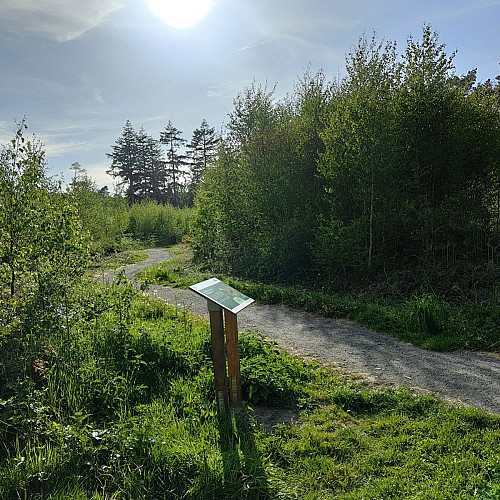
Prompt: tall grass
<box><xmin>128</xmin><ymin>202</ymin><xmax>193</xmax><ymax>246</ymax></box>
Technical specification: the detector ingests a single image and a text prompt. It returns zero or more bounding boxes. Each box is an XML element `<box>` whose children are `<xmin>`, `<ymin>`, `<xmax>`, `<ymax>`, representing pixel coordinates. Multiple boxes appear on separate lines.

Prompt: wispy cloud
<box><xmin>40</xmin><ymin>137</ymin><xmax>102</xmax><ymax>157</ymax></box>
<box><xmin>0</xmin><ymin>0</ymin><xmax>122</xmax><ymax>41</ymax></box>
<box><xmin>446</xmin><ymin>0</ymin><xmax>500</xmax><ymax>18</ymax></box>
<box><xmin>77</xmin><ymin>161</ymin><xmax>115</xmax><ymax>187</ymax></box>
<box><xmin>237</xmin><ymin>41</ymin><xmax>271</xmax><ymax>52</ymax></box>
<box><xmin>206</xmin><ymin>81</ymin><xmax>239</xmax><ymax>98</ymax></box>
<box><xmin>36</xmin><ymin>124</ymin><xmax>105</xmax><ymax>157</ymax></box>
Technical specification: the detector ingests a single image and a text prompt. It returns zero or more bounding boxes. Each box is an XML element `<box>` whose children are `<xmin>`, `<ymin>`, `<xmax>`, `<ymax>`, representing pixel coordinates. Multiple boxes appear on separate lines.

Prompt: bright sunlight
<box><xmin>146</xmin><ymin>0</ymin><xmax>214</xmax><ymax>29</ymax></box>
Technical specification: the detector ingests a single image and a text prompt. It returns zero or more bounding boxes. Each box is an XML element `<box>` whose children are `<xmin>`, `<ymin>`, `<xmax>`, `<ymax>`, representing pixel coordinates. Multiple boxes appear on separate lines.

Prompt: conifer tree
<box><xmin>186</xmin><ymin>120</ymin><xmax>218</xmax><ymax>201</ymax></box>
<box><xmin>160</xmin><ymin>121</ymin><xmax>187</xmax><ymax>207</ymax></box>
<box><xmin>107</xmin><ymin>120</ymin><xmax>139</xmax><ymax>204</ymax></box>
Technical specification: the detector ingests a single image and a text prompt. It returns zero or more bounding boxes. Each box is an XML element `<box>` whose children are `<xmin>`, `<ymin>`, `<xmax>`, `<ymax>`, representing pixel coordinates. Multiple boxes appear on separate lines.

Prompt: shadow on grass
<box><xmin>217</xmin><ymin>407</ymin><xmax>271</xmax><ymax>498</ymax></box>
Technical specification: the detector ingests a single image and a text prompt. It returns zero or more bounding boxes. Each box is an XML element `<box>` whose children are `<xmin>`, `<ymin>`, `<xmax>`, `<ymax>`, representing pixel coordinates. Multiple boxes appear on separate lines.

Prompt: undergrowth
<box><xmin>137</xmin><ymin>244</ymin><xmax>500</xmax><ymax>352</ymax></box>
<box><xmin>0</xmin><ymin>273</ymin><xmax>499</xmax><ymax>498</ymax></box>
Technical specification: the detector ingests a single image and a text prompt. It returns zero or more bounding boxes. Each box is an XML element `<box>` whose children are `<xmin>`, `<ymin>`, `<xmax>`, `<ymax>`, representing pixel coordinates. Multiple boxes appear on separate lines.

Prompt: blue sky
<box><xmin>0</xmin><ymin>0</ymin><xmax>498</xmax><ymax>188</ymax></box>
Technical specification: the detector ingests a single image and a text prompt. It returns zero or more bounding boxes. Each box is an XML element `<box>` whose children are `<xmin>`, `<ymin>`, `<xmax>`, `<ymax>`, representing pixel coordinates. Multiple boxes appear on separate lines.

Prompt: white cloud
<box><xmin>237</xmin><ymin>41</ymin><xmax>271</xmax><ymax>52</ymax></box>
<box><xmin>41</xmin><ymin>139</ymin><xmax>100</xmax><ymax>157</ymax></box>
<box><xmin>80</xmin><ymin>161</ymin><xmax>115</xmax><ymax>188</ymax></box>
<box><xmin>0</xmin><ymin>0</ymin><xmax>123</xmax><ymax>41</ymax></box>
<box><xmin>206</xmin><ymin>81</ymin><xmax>239</xmax><ymax>98</ymax></box>
<box><xmin>37</xmin><ymin>126</ymin><xmax>104</xmax><ymax>158</ymax></box>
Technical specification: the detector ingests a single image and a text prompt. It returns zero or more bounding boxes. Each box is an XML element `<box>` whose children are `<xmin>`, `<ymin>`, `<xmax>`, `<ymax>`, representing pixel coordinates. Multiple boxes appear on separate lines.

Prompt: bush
<box><xmin>128</xmin><ymin>202</ymin><xmax>193</xmax><ymax>246</ymax></box>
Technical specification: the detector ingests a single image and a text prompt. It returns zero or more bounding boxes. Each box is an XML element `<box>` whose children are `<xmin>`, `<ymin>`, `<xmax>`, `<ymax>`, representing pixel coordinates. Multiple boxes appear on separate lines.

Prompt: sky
<box><xmin>0</xmin><ymin>0</ymin><xmax>498</xmax><ymax>188</ymax></box>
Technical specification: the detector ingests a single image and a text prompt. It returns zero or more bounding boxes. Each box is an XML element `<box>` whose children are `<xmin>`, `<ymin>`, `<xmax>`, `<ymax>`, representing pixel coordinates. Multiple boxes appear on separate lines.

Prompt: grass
<box><xmin>1</xmin><ymin>245</ymin><xmax>498</xmax><ymax>498</ymax></box>
<box><xmin>136</xmin><ymin>243</ymin><xmax>500</xmax><ymax>352</ymax></box>
<box><xmin>0</xmin><ymin>276</ymin><xmax>498</xmax><ymax>498</ymax></box>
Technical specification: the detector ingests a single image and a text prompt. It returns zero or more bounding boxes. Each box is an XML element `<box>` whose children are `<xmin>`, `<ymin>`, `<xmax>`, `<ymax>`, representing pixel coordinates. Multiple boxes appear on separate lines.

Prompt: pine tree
<box><xmin>160</xmin><ymin>121</ymin><xmax>187</xmax><ymax>207</ymax></box>
<box><xmin>186</xmin><ymin>119</ymin><xmax>218</xmax><ymax>200</ymax></box>
<box><xmin>107</xmin><ymin>120</ymin><xmax>139</xmax><ymax>204</ymax></box>
<box><xmin>135</xmin><ymin>127</ymin><xmax>164</xmax><ymax>202</ymax></box>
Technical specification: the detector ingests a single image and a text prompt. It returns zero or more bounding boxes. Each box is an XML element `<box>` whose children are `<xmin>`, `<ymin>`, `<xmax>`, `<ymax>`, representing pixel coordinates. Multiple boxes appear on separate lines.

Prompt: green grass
<box><xmin>136</xmin><ymin>243</ymin><xmax>500</xmax><ymax>352</ymax></box>
<box><xmin>1</xmin><ymin>248</ymin><xmax>498</xmax><ymax>498</ymax></box>
<box><xmin>0</xmin><ymin>276</ymin><xmax>498</xmax><ymax>498</ymax></box>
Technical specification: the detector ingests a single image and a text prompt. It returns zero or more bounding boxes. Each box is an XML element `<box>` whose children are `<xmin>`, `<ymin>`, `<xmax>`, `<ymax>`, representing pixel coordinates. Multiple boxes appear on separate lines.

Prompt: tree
<box><xmin>135</xmin><ymin>126</ymin><xmax>165</xmax><ymax>203</ymax></box>
<box><xmin>107</xmin><ymin>120</ymin><xmax>139</xmax><ymax>204</ymax></box>
<box><xmin>160</xmin><ymin>121</ymin><xmax>187</xmax><ymax>207</ymax></box>
<box><xmin>396</xmin><ymin>25</ymin><xmax>493</xmax><ymax>262</ymax></box>
<box><xmin>193</xmin><ymin>75</ymin><xmax>330</xmax><ymax>280</ymax></box>
<box><xmin>0</xmin><ymin>121</ymin><xmax>89</xmax><ymax>341</ymax></box>
<box><xmin>186</xmin><ymin>119</ymin><xmax>218</xmax><ymax>199</ymax></box>
<box><xmin>318</xmin><ymin>35</ymin><xmax>399</xmax><ymax>273</ymax></box>
<box><xmin>317</xmin><ymin>25</ymin><xmax>497</xmax><ymax>278</ymax></box>
<box><xmin>67</xmin><ymin>168</ymin><xmax>128</xmax><ymax>253</ymax></box>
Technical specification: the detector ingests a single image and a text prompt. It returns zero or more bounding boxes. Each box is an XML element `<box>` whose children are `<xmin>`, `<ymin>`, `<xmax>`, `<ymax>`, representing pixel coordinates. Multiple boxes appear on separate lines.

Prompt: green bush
<box><xmin>128</xmin><ymin>202</ymin><xmax>193</xmax><ymax>246</ymax></box>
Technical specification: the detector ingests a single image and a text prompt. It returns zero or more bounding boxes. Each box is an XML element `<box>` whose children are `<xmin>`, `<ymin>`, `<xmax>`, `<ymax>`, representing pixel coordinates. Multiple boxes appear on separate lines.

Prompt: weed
<box><xmin>404</xmin><ymin>293</ymin><xmax>445</xmax><ymax>335</ymax></box>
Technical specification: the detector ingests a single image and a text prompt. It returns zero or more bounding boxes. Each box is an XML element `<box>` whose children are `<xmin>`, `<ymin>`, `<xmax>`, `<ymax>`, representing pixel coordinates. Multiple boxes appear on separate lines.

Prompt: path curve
<box><xmin>116</xmin><ymin>249</ymin><xmax>500</xmax><ymax>414</ymax></box>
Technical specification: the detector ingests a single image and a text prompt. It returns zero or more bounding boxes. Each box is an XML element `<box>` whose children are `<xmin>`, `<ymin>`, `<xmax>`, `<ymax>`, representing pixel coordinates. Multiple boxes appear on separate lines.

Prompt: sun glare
<box><xmin>146</xmin><ymin>0</ymin><xmax>214</xmax><ymax>29</ymax></box>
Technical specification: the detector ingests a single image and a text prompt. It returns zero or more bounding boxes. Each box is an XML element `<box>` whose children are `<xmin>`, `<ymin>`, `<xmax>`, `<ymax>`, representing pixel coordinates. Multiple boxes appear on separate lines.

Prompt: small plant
<box><xmin>239</xmin><ymin>333</ymin><xmax>309</xmax><ymax>405</ymax></box>
<box><xmin>404</xmin><ymin>293</ymin><xmax>445</xmax><ymax>335</ymax></box>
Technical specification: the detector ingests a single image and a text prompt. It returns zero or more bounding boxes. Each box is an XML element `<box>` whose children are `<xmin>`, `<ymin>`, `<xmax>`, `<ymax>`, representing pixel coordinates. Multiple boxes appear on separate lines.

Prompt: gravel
<box><xmin>115</xmin><ymin>248</ymin><xmax>500</xmax><ymax>415</ymax></box>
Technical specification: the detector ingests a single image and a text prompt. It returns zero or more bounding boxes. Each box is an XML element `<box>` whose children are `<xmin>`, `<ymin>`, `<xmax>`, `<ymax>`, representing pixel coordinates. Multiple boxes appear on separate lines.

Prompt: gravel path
<box><xmin>114</xmin><ymin>249</ymin><xmax>500</xmax><ymax>414</ymax></box>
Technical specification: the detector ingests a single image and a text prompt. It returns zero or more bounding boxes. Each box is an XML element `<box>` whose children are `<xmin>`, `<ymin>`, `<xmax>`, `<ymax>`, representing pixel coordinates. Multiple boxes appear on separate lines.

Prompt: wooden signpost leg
<box><xmin>224</xmin><ymin>310</ymin><xmax>242</xmax><ymax>407</ymax></box>
<box><xmin>208</xmin><ymin>301</ymin><xmax>229</xmax><ymax>413</ymax></box>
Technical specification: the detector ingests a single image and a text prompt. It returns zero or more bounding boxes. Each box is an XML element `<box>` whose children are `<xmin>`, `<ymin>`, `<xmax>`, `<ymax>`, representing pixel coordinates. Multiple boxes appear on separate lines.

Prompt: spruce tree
<box><xmin>160</xmin><ymin>121</ymin><xmax>187</xmax><ymax>207</ymax></box>
<box><xmin>107</xmin><ymin>120</ymin><xmax>139</xmax><ymax>204</ymax></box>
<box><xmin>186</xmin><ymin>119</ymin><xmax>218</xmax><ymax>200</ymax></box>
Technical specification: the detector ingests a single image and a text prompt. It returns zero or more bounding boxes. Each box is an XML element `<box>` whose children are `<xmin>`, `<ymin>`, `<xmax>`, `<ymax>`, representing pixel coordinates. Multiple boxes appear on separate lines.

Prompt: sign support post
<box><xmin>189</xmin><ymin>278</ymin><xmax>253</xmax><ymax>413</ymax></box>
<box><xmin>224</xmin><ymin>310</ymin><xmax>241</xmax><ymax>406</ymax></box>
<box><xmin>208</xmin><ymin>300</ymin><xmax>229</xmax><ymax>414</ymax></box>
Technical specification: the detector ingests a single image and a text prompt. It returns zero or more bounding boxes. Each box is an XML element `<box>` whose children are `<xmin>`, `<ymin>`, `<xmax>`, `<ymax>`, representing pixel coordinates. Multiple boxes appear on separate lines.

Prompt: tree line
<box><xmin>191</xmin><ymin>26</ymin><xmax>500</xmax><ymax>296</ymax></box>
<box><xmin>107</xmin><ymin>119</ymin><xmax>218</xmax><ymax>207</ymax></box>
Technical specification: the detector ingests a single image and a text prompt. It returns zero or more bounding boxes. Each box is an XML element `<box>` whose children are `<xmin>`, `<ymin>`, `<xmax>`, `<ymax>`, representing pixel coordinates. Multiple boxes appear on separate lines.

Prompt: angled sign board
<box><xmin>189</xmin><ymin>278</ymin><xmax>254</xmax><ymax>314</ymax></box>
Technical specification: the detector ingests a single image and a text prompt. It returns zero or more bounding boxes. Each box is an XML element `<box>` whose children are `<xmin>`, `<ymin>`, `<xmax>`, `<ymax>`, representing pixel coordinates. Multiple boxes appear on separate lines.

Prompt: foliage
<box><xmin>0</xmin><ymin>122</ymin><xmax>90</xmax><ymax>350</ymax></box>
<box><xmin>160</xmin><ymin>121</ymin><xmax>188</xmax><ymax>207</ymax></box>
<box><xmin>185</xmin><ymin>119</ymin><xmax>219</xmax><ymax>204</ymax></box>
<box><xmin>0</xmin><ymin>277</ymin><xmax>498</xmax><ymax>498</ymax></box>
<box><xmin>239</xmin><ymin>332</ymin><xmax>311</xmax><ymax>404</ymax></box>
<box><xmin>404</xmin><ymin>293</ymin><xmax>445</xmax><ymax>336</ymax></box>
<box><xmin>191</xmin><ymin>25</ymin><xmax>500</xmax><ymax>328</ymax></box>
<box><xmin>68</xmin><ymin>168</ymin><xmax>129</xmax><ymax>254</ymax></box>
<box><xmin>108</xmin><ymin>119</ymin><xmax>219</xmax><ymax>207</ymax></box>
<box><xmin>192</xmin><ymin>74</ymin><xmax>328</xmax><ymax>281</ymax></box>
<box><xmin>127</xmin><ymin>202</ymin><xmax>193</xmax><ymax>246</ymax></box>
<box><xmin>93</xmin><ymin>250</ymin><xmax>149</xmax><ymax>270</ymax></box>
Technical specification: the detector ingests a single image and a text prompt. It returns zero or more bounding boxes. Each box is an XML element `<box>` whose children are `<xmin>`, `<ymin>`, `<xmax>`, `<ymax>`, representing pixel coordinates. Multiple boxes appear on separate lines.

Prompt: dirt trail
<box><xmin>114</xmin><ymin>249</ymin><xmax>500</xmax><ymax>414</ymax></box>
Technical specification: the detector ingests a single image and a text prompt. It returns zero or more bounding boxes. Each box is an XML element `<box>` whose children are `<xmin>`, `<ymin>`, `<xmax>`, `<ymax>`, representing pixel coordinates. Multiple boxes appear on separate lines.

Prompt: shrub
<box><xmin>128</xmin><ymin>202</ymin><xmax>193</xmax><ymax>246</ymax></box>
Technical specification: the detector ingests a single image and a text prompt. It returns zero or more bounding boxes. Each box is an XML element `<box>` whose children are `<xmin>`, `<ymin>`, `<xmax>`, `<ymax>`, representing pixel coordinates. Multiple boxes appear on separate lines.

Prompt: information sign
<box><xmin>189</xmin><ymin>278</ymin><xmax>254</xmax><ymax>314</ymax></box>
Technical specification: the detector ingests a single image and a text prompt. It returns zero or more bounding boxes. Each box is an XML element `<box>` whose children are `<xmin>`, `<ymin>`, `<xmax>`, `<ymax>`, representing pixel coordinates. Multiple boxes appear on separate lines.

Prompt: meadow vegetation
<box><xmin>1</xmin><ymin>125</ymin><xmax>498</xmax><ymax>500</ymax></box>
<box><xmin>1</xmin><ymin>276</ymin><xmax>499</xmax><ymax>499</ymax></box>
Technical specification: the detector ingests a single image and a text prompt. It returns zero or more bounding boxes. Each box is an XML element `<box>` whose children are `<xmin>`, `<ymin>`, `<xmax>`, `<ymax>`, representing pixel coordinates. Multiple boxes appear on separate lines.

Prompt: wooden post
<box><xmin>224</xmin><ymin>309</ymin><xmax>241</xmax><ymax>407</ymax></box>
<box><xmin>208</xmin><ymin>301</ymin><xmax>229</xmax><ymax>413</ymax></box>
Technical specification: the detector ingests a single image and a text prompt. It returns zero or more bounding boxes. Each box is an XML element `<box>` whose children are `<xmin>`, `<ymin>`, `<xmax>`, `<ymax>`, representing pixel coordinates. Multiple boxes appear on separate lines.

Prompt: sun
<box><xmin>146</xmin><ymin>0</ymin><xmax>214</xmax><ymax>30</ymax></box>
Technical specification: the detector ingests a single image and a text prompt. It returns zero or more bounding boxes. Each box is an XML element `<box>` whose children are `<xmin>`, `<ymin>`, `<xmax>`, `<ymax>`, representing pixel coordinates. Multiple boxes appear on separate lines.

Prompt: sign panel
<box><xmin>189</xmin><ymin>278</ymin><xmax>254</xmax><ymax>314</ymax></box>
